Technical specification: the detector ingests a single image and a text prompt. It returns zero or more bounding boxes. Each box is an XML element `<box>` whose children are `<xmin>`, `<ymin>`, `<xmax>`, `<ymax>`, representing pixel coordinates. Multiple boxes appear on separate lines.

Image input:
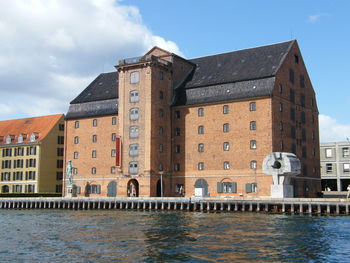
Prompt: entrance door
<box><xmin>156</xmin><ymin>179</ymin><xmax>164</xmax><ymax>197</ymax></box>
<box><xmin>127</xmin><ymin>179</ymin><xmax>139</xmax><ymax>197</ymax></box>
<box><xmin>194</xmin><ymin>179</ymin><xmax>209</xmax><ymax>197</ymax></box>
<box><xmin>107</xmin><ymin>181</ymin><xmax>117</xmax><ymax>197</ymax></box>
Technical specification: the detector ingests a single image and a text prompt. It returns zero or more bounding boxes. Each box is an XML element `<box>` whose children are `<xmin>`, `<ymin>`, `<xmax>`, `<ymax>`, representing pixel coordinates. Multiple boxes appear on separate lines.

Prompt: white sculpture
<box><xmin>263</xmin><ymin>152</ymin><xmax>301</xmax><ymax>198</ymax></box>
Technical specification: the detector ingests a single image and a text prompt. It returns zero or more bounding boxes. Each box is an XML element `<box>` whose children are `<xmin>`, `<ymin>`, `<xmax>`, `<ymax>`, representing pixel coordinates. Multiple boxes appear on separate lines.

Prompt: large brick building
<box><xmin>64</xmin><ymin>40</ymin><xmax>320</xmax><ymax>198</ymax></box>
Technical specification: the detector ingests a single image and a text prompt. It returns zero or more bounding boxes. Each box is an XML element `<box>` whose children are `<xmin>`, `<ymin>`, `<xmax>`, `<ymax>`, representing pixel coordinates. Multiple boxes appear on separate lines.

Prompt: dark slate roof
<box><xmin>65</xmin><ymin>99</ymin><xmax>117</xmax><ymax>120</ymax></box>
<box><xmin>175</xmin><ymin>77</ymin><xmax>275</xmax><ymax>106</ymax></box>
<box><xmin>70</xmin><ymin>72</ymin><xmax>118</xmax><ymax>104</ymax></box>
<box><xmin>184</xmin><ymin>40</ymin><xmax>294</xmax><ymax>89</ymax></box>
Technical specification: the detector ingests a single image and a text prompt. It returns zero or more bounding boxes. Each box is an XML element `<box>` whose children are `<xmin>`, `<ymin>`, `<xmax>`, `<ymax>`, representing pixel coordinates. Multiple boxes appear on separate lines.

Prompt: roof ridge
<box><xmin>189</xmin><ymin>40</ymin><xmax>295</xmax><ymax>61</ymax></box>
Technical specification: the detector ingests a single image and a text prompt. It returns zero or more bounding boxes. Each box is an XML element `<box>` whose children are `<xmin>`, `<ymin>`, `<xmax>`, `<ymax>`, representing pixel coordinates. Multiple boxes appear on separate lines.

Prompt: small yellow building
<box><xmin>0</xmin><ymin>114</ymin><xmax>64</xmax><ymax>194</ymax></box>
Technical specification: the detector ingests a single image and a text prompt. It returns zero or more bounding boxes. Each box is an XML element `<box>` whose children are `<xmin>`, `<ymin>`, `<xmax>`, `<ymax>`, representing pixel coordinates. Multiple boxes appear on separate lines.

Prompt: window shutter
<box><xmin>246</xmin><ymin>183</ymin><xmax>252</xmax><ymax>193</ymax></box>
<box><xmin>97</xmin><ymin>185</ymin><xmax>101</xmax><ymax>194</ymax></box>
<box><xmin>86</xmin><ymin>184</ymin><xmax>91</xmax><ymax>194</ymax></box>
<box><xmin>232</xmin><ymin>182</ymin><xmax>237</xmax><ymax>193</ymax></box>
<box><xmin>217</xmin><ymin>182</ymin><xmax>223</xmax><ymax>193</ymax></box>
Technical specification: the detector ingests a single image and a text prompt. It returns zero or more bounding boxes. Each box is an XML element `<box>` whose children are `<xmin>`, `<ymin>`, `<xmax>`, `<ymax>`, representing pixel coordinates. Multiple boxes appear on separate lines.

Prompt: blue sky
<box><xmin>0</xmin><ymin>0</ymin><xmax>349</xmax><ymax>142</ymax></box>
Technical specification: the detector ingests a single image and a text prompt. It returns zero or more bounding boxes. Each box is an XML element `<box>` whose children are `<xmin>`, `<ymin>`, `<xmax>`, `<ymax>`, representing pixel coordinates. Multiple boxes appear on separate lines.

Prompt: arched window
<box><xmin>130</xmin><ymin>90</ymin><xmax>139</xmax><ymax>103</ymax></box>
<box><xmin>130</xmin><ymin>108</ymin><xmax>139</xmax><ymax>121</ymax></box>
<box><xmin>198</xmin><ymin>125</ymin><xmax>204</xmax><ymax>134</ymax></box>
<box><xmin>249</xmin><ymin>102</ymin><xmax>256</xmax><ymax>111</ymax></box>
<box><xmin>250</xmin><ymin>121</ymin><xmax>256</xmax><ymax>130</ymax></box>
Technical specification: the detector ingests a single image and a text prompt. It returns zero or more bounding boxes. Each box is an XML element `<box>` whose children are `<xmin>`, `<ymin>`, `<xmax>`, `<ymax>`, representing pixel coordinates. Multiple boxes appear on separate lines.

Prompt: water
<box><xmin>0</xmin><ymin>210</ymin><xmax>349</xmax><ymax>263</ymax></box>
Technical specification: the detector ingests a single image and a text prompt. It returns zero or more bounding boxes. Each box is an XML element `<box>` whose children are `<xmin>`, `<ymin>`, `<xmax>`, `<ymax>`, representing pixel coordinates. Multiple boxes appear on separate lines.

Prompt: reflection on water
<box><xmin>0</xmin><ymin>210</ymin><xmax>349</xmax><ymax>262</ymax></box>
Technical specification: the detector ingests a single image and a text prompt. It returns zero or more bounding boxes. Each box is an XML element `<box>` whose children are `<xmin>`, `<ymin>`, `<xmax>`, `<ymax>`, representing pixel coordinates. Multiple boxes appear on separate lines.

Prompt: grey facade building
<box><xmin>321</xmin><ymin>142</ymin><xmax>350</xmax><ymax>192</ymax></box>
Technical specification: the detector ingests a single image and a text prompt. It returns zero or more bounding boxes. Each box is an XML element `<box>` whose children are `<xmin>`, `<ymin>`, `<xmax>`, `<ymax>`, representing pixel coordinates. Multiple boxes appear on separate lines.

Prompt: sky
<box><xmin>0</xmin><ymin>0</ymin><xmax>349</xmax><ymax>143</ymax></box>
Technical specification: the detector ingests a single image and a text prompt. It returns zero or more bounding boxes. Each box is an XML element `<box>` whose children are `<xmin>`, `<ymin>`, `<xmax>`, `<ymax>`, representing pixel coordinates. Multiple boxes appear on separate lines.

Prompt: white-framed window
<box><xmin>198</xmin><ymin>162</ymin><xmax>205</xmax><ymax>170</ymax></box>
<box><xmin>343</xmin><ymin>148</ymin><xmax>349</xmax><ymax>158</ymax></box>
<box><xmin>129</xmin><ymin>126</ymin><xmax>139</xmax><ymax>138</ymax></box>
<box><xmin>112</xmin><ymin>133</ymin><xmax>116</xmax><ymax>141</ymax></box>
<box><xmin>223</xmin><ymin>142</ymin><xmax>230</xmax><ymax>151</ymax></box>
<box><xmin>223</xmin><ymin>123</ymin><xmax>230</xmax><ymax>133</ymax></box>
<box><xmin>198</xmin><ymin>125</ymin><xmax>204</xmax><ymax>134</ymax></box>
<box><xmin>249</xmin><ymin>102</ymin><xmax>256</xmax><ymax>111</ymax></box>
<box><xmin>198</xmin><ymin>108</ymin><xmax>204</xmax><ymax>117</ymax></box>
<box><xmin>129</xmin><ymin>144</ymin><xmax>139</xmax><ymax>157</ymax></box>
<box><xmin>250</xmin><ymin>160</ymin><xmax>257</xmax><ymax>169</ymax></box>
<box><xmin>325</xmin><ymin>148</ymin><xmax>333</xmax><ymax>158</ymax></box>
<box><xmin>75</xmin><ymin>121</ymin><xmax>79</xmax><ymax>128</ymax></box>
<box><xmin>344</xmin><ymin>163</ymin><xmax>350</xmax><ymax>173</ymax></box>
<box><xmin>130</xmin><ymin>90</ymin><xmax>139</xmax><ymax>103</ymax></box>
<box><xmin>223</xmin><ymin>105</ymin><xmax>229</xmax><ymax>114</ymax></box>
<box><xmin>250</xmin><ymin>140</ymin><xmax>257</xmax><ymax>149</ymax></box>
<box><xmin>129</xmin><ymin>161</ymin><xmax>138</xmax><ymax>174</ymax></box>
<box><xmin>130</xmin><ymin>108</ymin><xmax>139</xmax><ymax>121</ymax></box>
<box><xmin>224</xmin><ymin>161</ymin><xmax>230</xmax><ymax>170</ymax></box>
<box><xmin>198</xmin><ymin>143</ymin><xmax>204</xmax><ymax>152</ymax></box>
<box><xmin>250</xmin><ymin>121</ymin><xmax>256</xmax><ymax>130</ymax></box>
<box><xmin>130</xmin><ymin>71</ymin><xmax>139</xmax><ymax>84</ymax></box>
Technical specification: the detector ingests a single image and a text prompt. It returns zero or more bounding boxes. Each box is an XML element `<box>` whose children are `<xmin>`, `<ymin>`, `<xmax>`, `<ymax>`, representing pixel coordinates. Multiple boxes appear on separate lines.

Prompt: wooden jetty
<box><xmin>0</xmin><ymin>197</ymin><xmax>349</xmax><ymax>215</ymax></box>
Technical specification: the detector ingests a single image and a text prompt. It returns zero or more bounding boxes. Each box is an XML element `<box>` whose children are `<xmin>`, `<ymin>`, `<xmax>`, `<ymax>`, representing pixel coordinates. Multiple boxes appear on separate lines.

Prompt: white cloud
<box><xmin>319</xmin><ymin>114</ymin><xmax>350</xmax><ymax>143</ymax></box>
<box><xmin>308</xmin><ymin>13</ymin><xmax>329</xmax><ymax>23</ymax></box>
<box><xmin>0</xmin><ymin>0</ymin><xmax>181</xmax><ymax>121</ymax></box>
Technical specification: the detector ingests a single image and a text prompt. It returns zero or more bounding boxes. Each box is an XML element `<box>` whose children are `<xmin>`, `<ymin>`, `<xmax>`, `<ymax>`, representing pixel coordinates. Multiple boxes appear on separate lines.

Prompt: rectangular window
<box><xmin>198</xmin><ymin>126</ymin><xmax>204</xmax><ymax>134</ymax></box>
<box><xmin>74</xmin><ymin>152</ymin><xmax>78</xmax><ymax>159</ymax></box>
<box><xmin>326</xmin><ymin>163</ymin><xmax>333</xmax><ymax>173</ymax></box>
<box><xmin>112</xmin><ymin>133</ymin><xmax>116</xmax><ymax>141</ymax></box>
<box><xmin>250</xmin><ymin>140</ymin><xmax>257</xmax><ymax>149</ymax></box>
<box><xmin>289</xmin><ymin>68</ymin><xmax>294</xmax><ymax>84</ymax></box>
<box><xmin>129</xmin><ymin>162</ymin><xmax>138</xmax><ymax>174</ymax></box>
<box><xmin>111</xmin><ymin>149</ymin><xmax>116</xmax><ymax>157</ymax></box>
<box><xmin>92</xmin><ymin>119</ymin><xmax>98</xmax><ymax>127</ymax></box>
<box><xmin>223</xmin><ymin>105</ymin><xmax>229</xmax><ymax>114</ymax></box>
<box><xmin>198</xmin><ymin>162</ymin><xmax>205</xmax><ymax>170</ymax></box>
<box><xmin>159</xmin><ymin>144</ymin><xmax>164</xmax><ymax>153</ymax></box>
<box><xmin>130</xmin><ymin>126</ymin><xmax>139</xmax><ymax>139</ymax></box>
<box><xmin>344</xmin><ymin>163</ymin><xmax>350</xmax><ymax>173</ymax></box>
<box><xmin>325</xmin><ymin>148</ymin><xmax>333</xmax><ymax>158</ymax></box>
<box><xmin>175</xmin><ymin>145</ymin><xmax>180</xmax><ymax>153</ymax></box>
<box><xmin>174</xmin><ymin>163</ymin><xmax>180</xmax><ymax>172</ymax></box>
<box><xmin>217</xmin><ymin>182</ymin><xmax>237</xmax><ymax>193</ymax></box>
<box><xmin>59</xmin><ymin>124</ymin><xmax>64</xmax><ymax>131</ymax></box>
<box><xmin>249</xmin><ymin>102</ymin><xmax>256</xmax><ymax>111</ymax></box>
<box><xmin>291</xmin><ymin>126</ymin><xmax>296</xmax><ymax>139</ymax></box>
<box><xmin>92</xmin><ymin>135</ymin><xmax>97</xmax><ymax>143</ymax></box>
<box><xmin>198</xmin><ymin>108</ymin><xmax>204</xmax><ymax>117</ymax></box>
<box><xmin>223</xmin><ymin>161</ymin><xmax>230</xmax><ymax>170</ymax></box>
<box><xmin>130</xmin><ymin>108</ymin><xmax>139</xmax><ymax>121</ymax></box>
<box><xmin>57</xmin><ymin>136</ymin><xmax>64</xmax><ymax>145</ymax></box>
<box><xmin>56</xmin><ymin>172</ymin><xmax>63</xmax><ymax>180</ymax></box>
<box><xmin>300</xmin><ymin>75</ymin><xmax>305</xmax><ymax>88</ymax></box>
<box><xmin>92</xmin><ymin>150</ymin><xmax>97</xmax><ymax>158</ymax></box>
<box><xmin>112</xmin><ymin>117</ymin><xmax>117</xmax><ymax>125</ymax></box>
<box><xmin>198</xmin><ymin>143</ymin><xmax>204</xmax><ymax>152</ymax></box>
<box><xmin>223</xmin><ymin>123</ymin><xmax>229</xmax><ymax>133</ymax></box>
<box><xmin>130</xmin><ymin>71</ymin><xmax>139</xmax><ymax>84</ymax></box>
<box><xmin>175</xmin><ymin>111</ymin><xmax>180</xmax><ymax>119</ymax></box>
<box><xmin>300</xmin><ymin>94</ymin><xmax>305</xmax><ymax>107</ymax></box>
<box><xmin>223</xmin><ymin>142</ymin><xmax>230</xmax><ymax>151</ymax></box>
<box><xmin>130</xmin><ymin>90</ymin><xmax>139</xmax><ymax>103</ymax></box>
<box><xmin>74</xmin><ymin>136</ymin><xmax>79</xmax><ymax>144</ymax></box>
<box><xmin>175</xmin><ymin>128</ymin><xmax>180</xmax><ymax>136</ymax></box>
<box><xmin>57</xmin><ymin>148</ymin><xmax>64</xmax><ymax>156</ymax></box>
<box><xmin>75</xmin><ymin>121</ymin><xmax>79</xmax><ymax>128</ymax></box>
<box><xmin>290</xmin><ymin>108</ymin><xmax>295</xmax><ymax>121</ymax></box>
<box><xmin>250</xmin><ymin>121</ymin><xmax>256</xmax><ymax>130</ymax></box>
<box><xmin>290</xmin><ymin>89</ymin><xmax>295</xmax><ymax>103</ymax></box>
<box><xmin>129</xmin><ymin>144</ymin><xmax>139</xmax><ymax>157</ymax></box>
<box><xmin>246</xmin><ymin>183</ymin><xmax>257</xmax><ymax>193</ymax></box>
<box><xmin>111</xmin><ymin>166</ymin><xmax>116</xmax><ymax>174</ymax></box>
<box><xmin>57</xmin><ymin>160</ymin><xmax>63</xmax><ymax>168</ymax></box>
<box><xmin>90</xmin><ymin>184</ymin><xmax>101</xmax><ymax>194</ymax></box>
<box><xmin>343</xmin><ymin>148</ymin><xmax>349</xmax><ymax>157</ymax></box>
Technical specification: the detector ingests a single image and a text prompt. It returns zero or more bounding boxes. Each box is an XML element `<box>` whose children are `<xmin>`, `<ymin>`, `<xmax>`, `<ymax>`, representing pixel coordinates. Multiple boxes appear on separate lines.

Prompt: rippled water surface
<box><xmin>0</xmin><ymin>210</ymin><xmax>350</xmax><ymax>262</ymax></box>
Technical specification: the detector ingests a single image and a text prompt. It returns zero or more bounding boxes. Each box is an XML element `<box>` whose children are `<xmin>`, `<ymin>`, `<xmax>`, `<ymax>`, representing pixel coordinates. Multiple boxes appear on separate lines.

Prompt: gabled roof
<box><xmin>70</xmin><ymin>72</ymin><xmax>118</xmax><ymax>104</ymax></box>
<box><xmin>184</xmin><ymin>40</ymin><xmax>294</xmax><ymax>89</ymax></box>
<box><xmin>0</xmin><ymin>114</ymin><xmax>63</xmax><ymax>145</ymax></box>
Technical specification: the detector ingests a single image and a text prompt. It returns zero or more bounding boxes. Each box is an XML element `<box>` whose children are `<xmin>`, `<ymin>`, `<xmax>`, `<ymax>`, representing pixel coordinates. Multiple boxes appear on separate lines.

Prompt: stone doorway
<box><xmin>127</xmin><ymin>179</ymin><xmax>139</xmax><ymax>197</ymax></box>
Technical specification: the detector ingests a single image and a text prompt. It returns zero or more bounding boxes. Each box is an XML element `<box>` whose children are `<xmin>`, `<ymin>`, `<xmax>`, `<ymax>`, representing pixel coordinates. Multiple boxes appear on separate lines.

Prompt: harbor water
<box><xmin>0</xmin><ymin>210</ymin><xmax>349</xmax><ymax>262</ymax></box>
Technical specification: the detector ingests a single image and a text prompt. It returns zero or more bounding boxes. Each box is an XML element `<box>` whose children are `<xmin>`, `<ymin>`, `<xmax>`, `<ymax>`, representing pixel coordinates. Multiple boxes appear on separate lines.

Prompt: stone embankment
<box><xmin>0</xmin><ymin>197</ymin><xmax>349</xmax><ymax>215</ymax></box>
